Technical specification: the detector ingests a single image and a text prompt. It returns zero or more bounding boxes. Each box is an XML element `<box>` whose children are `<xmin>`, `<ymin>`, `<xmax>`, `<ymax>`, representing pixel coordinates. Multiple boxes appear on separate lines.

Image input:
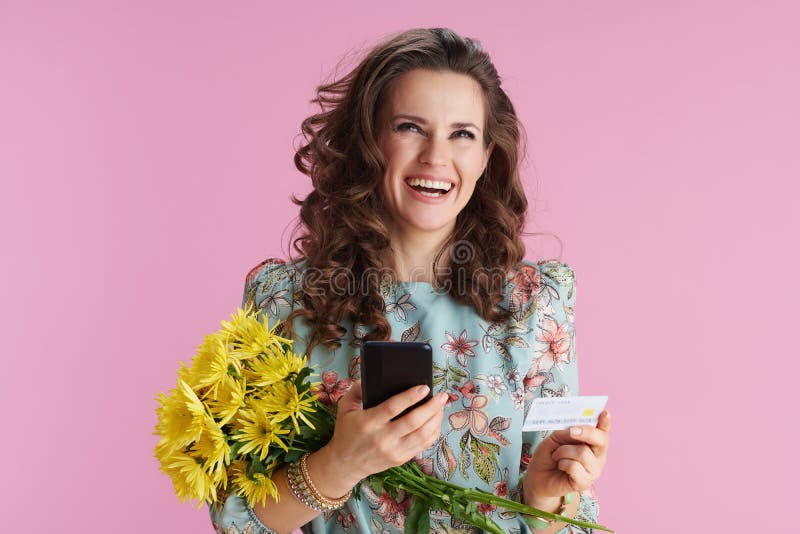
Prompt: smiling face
<box><xmin>375</xmin><ymin>69</ymin><xmax>495</xmax><ymax>241</ymax></box>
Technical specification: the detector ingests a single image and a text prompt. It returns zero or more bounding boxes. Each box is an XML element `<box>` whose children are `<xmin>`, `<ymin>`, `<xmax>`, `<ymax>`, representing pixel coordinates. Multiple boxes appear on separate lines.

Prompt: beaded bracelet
<box><xmin>286</xmin><ymin>453</ymin><xmax>352</xmax><ymax>512</ymax></box>
<box><xmin>526</xmin><ymin>492</ymin><xmax>577</xmax><ymax>530</ymax></box>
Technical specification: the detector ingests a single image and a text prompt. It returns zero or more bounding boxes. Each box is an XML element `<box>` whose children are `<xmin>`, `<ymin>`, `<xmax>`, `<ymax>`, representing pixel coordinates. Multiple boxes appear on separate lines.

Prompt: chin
<box><xmin>402</xmin><ymin>216</ymin><xmax>456</xmax><ymax>234</ymax></box>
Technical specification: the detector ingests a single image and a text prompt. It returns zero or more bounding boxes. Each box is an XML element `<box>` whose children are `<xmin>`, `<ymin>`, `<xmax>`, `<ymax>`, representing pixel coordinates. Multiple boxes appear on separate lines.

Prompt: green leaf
<box><xmin>406</xmin><ymin>497</ymin><xmax>430</xmax><ymax>534</ymax></box>
<box><xmin>401</xmin><ymin>321</ymin><xmax>421</xmax><ymax>342</ymax></box>
<box><xmin>415</xmin><ymin>510</ymin><xmax>430</xmax><ymax>533</ymax></box>
<box><xmin>460</xmin><ymin>453</ymin><xmax>471</xmax><ymax>479</ymax></box>
<box><xmin>486</xmin><ymin>322</ymin><xmax>504</xmax><ymax>335</ymax></box>
<box><xmin>521</xmin><ymin>300</ymin><xmax>536</xmax><ymax>322</ymax></box>
<box><xmin>248</xmin><ymin>454</ymin><xmax>266</xmax><ymax>477</ymax></box>
<box><xmin>473</xmin><ymin>435</ymin><xmax>500</xmax><ymax>456</ymax></box>
<box><xmin>432</xmin><ymin>365</ymin><xmax>445</xmax><ymax>387</ymax></box>
<box><xmin>469</xmin><ymin>438</ymin><xmax>496</xmax><ymax>484</ymax></box>
<box><xmin>494</xmin><ymin>340</ymin><xmax>511</xmax><ymax>361</ymax></box>
<box><xmin>262</xmin><ymin>448</ymin><xmax>281</xmax><ymax>467</ymax></box>
<box><xmin>429</xmin><ymin>495</ymin><xmax>447</xmax><ymax>511</ymax></box>
<box><xmin>459</xmin><ymin>430</ymin><xmax>472</xmax><ymax>478</ymax></box>
<box><xmin>508</xmin><ymin>322</ymin><xmax>531</xmax><ymax>335</ymax></box>
<box><xmin>447</xmin><ymin>365</ymin><xmax>469</xmax><ymax>381</ymax></box>
<box><xmin>465</xmin><ymin>501</ymin><xmax>477</xmax><ymax>515</ymax></box>
<box><xmin>459</xmin><ymin>431</ymin><xmax>470</xmax><ymax>451</ymax></box>
<box><xmin>294</xmin><ymin>366</ymin><xmax>313</xmax><ymax>387</ymax></box>
<box><xmin>504</xmin><ymin>335</ymin><xmax>529</xmax><ymax>349</ymax></box>
<box><xmin>352</xmin><ymin>481</ymin><xmax>362</xmax><ymax>500</ymax></box>
<box><xmin>283</xmin><ymin>449</ymin><xmax>302</xmax><ymax>463</ymax></box>
<box><xmin>367</xmin><ymin>476</ymin><xmax>384</xmax><ymax>495</ymax></box>
<box><xmin>473</xmin><ymin>454</ymin><xmax>495</xmax><ymax>484</ymax></box>
<box><xmin>436</xmin><ymin>438</ymin><xmax>457</xmax><ymax>480</ymax></box>
<box><xmin>229</xmin><ymin>440</ymin><xmax>244</xmax><ymax>459</ymax></box>
<box><xmin>298</xmin><ymin>423</ymin><xmax>316</xmax><ymax>439</ymax></box>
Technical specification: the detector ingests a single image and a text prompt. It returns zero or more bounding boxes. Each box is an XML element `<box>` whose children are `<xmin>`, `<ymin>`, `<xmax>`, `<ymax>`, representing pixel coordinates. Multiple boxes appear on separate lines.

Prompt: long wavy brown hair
<box><xmin>282</xmin><ymin>27</ymin><xmax>530</xmax><ymax>354</ymax></box>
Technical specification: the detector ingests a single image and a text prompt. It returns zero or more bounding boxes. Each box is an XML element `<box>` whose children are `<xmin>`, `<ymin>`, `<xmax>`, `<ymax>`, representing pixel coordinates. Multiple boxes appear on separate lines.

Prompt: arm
<box><xmin>211</xmin><ymin>446</ymin><xmax>356</xmax><ymax>534</ymax></box>
<box><xmin>517</xmin><ymin>261</ymin><xmax>601</xmax><ymax>533</ymax></box>
<box><xmin>226</xmin><ymin>383</ymin><xmax>447</xmax><ymax>533</ymax></box>
<box><xmin>210</xmin><ymin>259</ymin><xmax>309</xmax><ymax>534</ymax></box>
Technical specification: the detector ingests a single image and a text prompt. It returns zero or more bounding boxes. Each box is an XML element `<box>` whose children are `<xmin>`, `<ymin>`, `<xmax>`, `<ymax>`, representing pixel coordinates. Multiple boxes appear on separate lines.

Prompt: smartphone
<box><xmin>360</xmin><ymin>341</ymin><xmax>433</xmax><ymax>419</ymax></box>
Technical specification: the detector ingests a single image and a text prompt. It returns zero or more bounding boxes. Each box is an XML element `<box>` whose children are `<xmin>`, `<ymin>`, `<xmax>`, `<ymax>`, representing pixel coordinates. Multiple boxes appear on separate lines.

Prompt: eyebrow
<box><xmin>391</xmin><ymin>114</ymin><xmax>482</xmax><ymax>132</ymax></box>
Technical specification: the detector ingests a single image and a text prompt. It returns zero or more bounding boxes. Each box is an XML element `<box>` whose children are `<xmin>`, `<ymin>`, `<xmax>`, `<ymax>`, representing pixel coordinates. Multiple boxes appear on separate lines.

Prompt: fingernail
<box><xmin>417</xmin><ymin>385</ymin><xmax>430</xmax><ymax>395</ymax></box>
<box><xmin>570</xmin><ymin>427</ymin><xmax>582</xmax><ymax>436</ymax></box>
<box><xmin>438</xmin><ymin>393</ymin><xmax>448</xmax><ymax>404</ymax></box>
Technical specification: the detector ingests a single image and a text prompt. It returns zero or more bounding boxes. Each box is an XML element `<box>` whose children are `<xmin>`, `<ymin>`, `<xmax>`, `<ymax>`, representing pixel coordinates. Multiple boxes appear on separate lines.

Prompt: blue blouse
<box><xmin>209</xmin><ymin>258</ymin><xmax>600</xmax><ymax>533</ymax></box>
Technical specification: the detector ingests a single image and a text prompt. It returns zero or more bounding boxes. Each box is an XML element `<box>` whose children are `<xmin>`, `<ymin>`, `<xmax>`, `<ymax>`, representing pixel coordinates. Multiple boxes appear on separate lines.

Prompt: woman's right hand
<box><xmin>308</xmin><ymin>379</ymin><xmax>448</xmax><ymax>493</ymax></box>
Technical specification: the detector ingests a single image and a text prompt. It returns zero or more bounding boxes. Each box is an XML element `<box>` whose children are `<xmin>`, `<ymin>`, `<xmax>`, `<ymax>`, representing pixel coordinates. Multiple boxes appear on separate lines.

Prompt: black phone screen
<box><xmin>360</xmin><ymin>341</ymin><xmax>433</xmax><ymax>418</ymax></box>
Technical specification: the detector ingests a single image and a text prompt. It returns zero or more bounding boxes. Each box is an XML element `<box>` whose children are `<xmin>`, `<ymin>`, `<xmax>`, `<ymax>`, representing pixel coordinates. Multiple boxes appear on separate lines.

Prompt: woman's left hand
<box><xmin>523</xmin><ymin>410</ymin><xmax>611</xmax><ymax>504</ymax></box>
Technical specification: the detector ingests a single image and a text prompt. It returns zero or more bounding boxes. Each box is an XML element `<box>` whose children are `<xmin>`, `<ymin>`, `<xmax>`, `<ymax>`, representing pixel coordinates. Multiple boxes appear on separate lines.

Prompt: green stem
<box><xmin>374</xmin><ymin>464</ymin><xmax>615</xmax><ymax>533</ymax></box>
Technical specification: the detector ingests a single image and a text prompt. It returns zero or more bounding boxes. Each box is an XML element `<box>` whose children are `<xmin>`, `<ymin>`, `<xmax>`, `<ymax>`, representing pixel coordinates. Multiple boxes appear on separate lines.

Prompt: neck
<box><xmin>384</xmin><ymin>223</ymin><xmax>454</xmax><ymax>284</ymax></box>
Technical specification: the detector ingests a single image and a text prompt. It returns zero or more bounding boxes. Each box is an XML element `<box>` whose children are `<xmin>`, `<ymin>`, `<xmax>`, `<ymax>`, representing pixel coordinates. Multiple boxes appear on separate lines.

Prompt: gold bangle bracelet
<box><xmin>286</xmin><ymin>453</ymin><xmax>352</xmax><ymax>512</ymax></box>
<box><xmin>527</xmin><ymin>492</ymin><xmax>577</xmax><ymax>530</ymax></box>
<box><xmin>286</xmin><ymin>459</ymin><xmax>324</xmax><ymax>511</ymax></box>
<box><xmin>298</xmin><ymin>452</ymin><xmax>352</xmax><ymax>510</ymax></box>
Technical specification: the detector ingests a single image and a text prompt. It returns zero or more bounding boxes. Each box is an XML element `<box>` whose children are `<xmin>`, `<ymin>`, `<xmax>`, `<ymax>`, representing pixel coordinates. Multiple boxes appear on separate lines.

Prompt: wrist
<box><xmin>306</xmin><ymin>445</ymin><xmax>360</xmax><ymax>497</ymax></box>
<box><xmin>524</xmin><ymin>491</ymin><xmax>579</xmax><ymax>533</ymax></box>
<box><xmin>527</xmin><ymin>495</ymin><xmax>561</xmax><ymax>513</ymax></box>
<box><xmin>522</xmin><ymin>476</ymin><xmax>560</xmax><ymax>511</ymax></box>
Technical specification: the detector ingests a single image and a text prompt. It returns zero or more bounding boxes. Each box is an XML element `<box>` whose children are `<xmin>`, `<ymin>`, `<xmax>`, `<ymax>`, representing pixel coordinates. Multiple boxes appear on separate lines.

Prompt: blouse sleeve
<box><xmin>516</xmin><ymin>261</ymin><xmax>601</xmax><ymax>533</ymax></box>
<box><xmin>208</xmin><ymin>258</ymin><xmax>299</xmax><ymax>534</ymax></box>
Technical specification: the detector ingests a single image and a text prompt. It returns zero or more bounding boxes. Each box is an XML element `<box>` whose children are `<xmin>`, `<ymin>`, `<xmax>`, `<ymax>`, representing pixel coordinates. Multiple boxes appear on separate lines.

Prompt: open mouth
<box><xmin>405</xmin><ymin>177</ymin><xmax>453</xmax><ymax>198</ymax></box>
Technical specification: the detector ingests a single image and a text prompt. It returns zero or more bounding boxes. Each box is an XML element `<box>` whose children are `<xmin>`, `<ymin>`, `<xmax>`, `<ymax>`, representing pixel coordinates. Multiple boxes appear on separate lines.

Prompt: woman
<box><xmin>211</xmin><ymin>27</ymin><xmax>611</xmax><ymax>534</ymax></box>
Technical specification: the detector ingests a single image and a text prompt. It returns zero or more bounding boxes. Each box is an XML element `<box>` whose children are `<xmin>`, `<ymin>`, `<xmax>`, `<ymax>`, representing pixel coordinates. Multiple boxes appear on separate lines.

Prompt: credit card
<box><xmin>523</xmin><ymin>395</ymin><xmax>608</xmax><ymax>431</ymax></box>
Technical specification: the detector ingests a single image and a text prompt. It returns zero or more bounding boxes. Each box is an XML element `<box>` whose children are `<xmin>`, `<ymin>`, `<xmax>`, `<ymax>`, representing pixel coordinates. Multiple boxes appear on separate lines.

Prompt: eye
<box><xmin>395</xmin><ymin>122</ymin><xmax>423</xmax><ymax>134</ymax></box>
<box><xmin>453</xmin><ymin>130</ymin><xmax>476</xmax><ymax>140</ymax></box>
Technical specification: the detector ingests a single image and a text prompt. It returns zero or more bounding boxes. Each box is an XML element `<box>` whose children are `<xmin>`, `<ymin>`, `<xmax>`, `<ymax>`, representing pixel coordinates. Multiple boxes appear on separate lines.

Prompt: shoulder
<box><xmin>244</xmin><ymin>257</ymin><xmax>302</xmax><ymax>288</ymax></box>
<box><xmin>531</xmin><ymin>259</ymin><xmax>576</xmax><ymax>297</ymax></box>
<box><xmin>241</xmin><ymin>257</ymin><xmax>305</xmax><ymax>315</ymax></box>
<box><xmin>509</xmin><ymin>258</ymin><xmax>577</xmax><ymax>304</ymax></box>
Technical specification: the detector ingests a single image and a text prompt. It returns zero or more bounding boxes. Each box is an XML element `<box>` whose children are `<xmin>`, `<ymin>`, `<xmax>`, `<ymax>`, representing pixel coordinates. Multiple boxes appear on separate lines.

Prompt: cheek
<box><xmin>380</xmin><ymin>137</ymin><xmax>414</xmax><ymax>167</ymax></box>
<box><xmin>456</xmin><ymin>150</ymin><xmax>489</xmax><ymax>180</ymax></box>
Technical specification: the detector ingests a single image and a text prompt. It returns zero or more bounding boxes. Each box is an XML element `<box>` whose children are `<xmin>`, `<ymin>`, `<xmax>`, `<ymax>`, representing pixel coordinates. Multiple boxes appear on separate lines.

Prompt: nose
<box><xmin>418</xmin><ymin>135</ymin><xmax>449</xmax><ymax>167</ymax></box>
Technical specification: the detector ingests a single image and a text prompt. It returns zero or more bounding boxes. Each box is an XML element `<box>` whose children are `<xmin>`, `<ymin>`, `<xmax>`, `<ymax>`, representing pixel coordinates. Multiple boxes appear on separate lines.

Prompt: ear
<box><xmin>484</xmin><ymin>140</ymin><xmax>495</xmax><ymax>167</ymax></box>
<box><xmin>482</xmin><ymin>140</ymin><xmax>495</xmax><ymax>172</ymax></box>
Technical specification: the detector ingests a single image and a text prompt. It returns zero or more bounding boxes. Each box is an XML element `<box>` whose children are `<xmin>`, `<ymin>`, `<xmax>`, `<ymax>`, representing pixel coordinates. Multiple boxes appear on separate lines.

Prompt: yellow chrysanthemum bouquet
<box><xmin>154</xmin><ymin>303</ymin><xmax>334</xmax><ymax>507</ymax></box>
<box><xmin>154</xmin><ymin>305</ymin><xmax>613</xmax><ymax>533</ymax></box>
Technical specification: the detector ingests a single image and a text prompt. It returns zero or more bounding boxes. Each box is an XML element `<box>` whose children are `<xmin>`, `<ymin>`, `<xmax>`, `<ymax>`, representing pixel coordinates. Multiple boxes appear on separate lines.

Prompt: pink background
<box><xmin>2</xmin><ymin>1</ymin><xmax>797</xmax><ymax>532</ymax></box>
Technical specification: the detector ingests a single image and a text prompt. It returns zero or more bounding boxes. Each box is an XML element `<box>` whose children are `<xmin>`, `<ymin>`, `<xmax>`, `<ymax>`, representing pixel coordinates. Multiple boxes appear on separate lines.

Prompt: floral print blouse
<box><xmin>209</xmin><ymin>257</ymin><xmax>600</xmax><ymax>533</ymax></box>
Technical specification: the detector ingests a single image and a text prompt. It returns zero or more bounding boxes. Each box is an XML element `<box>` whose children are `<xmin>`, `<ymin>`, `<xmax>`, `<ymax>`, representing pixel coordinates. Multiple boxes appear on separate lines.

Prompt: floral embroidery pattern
<box><xmin>311</xmin><ymin>370</ymin><xmax>351</xmax><ymax>406</ymax></box>
<box><xmin>384</xmin><ymin>292</ymin><xmax>416</xmax><ymax>322</ymax></box>
<box><xmin>362</xmin><ymin>486</ymin><xmax>411</xmax><ymax>529</ymax></box>
<box><xmin>441</xmin><ymin>329</ymin><xmax>479</xmax><ymax>367</ymax></box>
<box><xmin>211</xmin><ymin>258</ymin><xmax>599</xmax><ymax>534</ymax></box>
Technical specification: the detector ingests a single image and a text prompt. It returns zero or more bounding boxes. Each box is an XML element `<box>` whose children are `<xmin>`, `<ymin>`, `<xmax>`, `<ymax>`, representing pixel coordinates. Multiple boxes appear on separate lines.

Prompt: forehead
<box><xmin>379</xmin><ymin>69</ymin><xmax>487</xmax><ymax>124</ymax></box>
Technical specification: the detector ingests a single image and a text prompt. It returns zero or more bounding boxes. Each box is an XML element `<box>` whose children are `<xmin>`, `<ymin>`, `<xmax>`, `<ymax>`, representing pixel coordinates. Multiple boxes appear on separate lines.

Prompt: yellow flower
<box><xmin>233</xmin><ymin>400</ymin><xmax>291</xmax><ymax>458</ymax></box>
<box><xmin>154</xmin><ymin>380</ymin><xmax>206</xmax><ymax>456</ymax></box>
<box><xmin>207</xmin><ymin>374</ymin><xmax>246</xmax><ymax>426</ymax></box>
<box><xmin>243</xmin><ymin>350</ymin><xmax>308</xmax><ymax>388</ymax></box>
<box><xmin>161</xmin><ymin>449</ymin><xmax>217</xmax><ymax>507</ymax></box>
<box><xmin>229</xmin><ymin>459</ymin><xmax>280</xmax><ymax>507</ymax></box>
<box><xmin>190</xmin><ymin>414</ymin><xmax>231</xmax><ymax>487</ymax></box>
<box><xmin>260</xmin><ymin>381</ymin><xmax>317</xmax><ymax>434</ymax></box>
<box><xmin>176</xmin><ymin>360</ymin><xmax>193</xmax><ymax>386</ymax></box>
<box><xmin>221</xmin><ymin>305</ymin><xmax>293</xmax><ymax>362</ymax></box>
<box><xmin>188</xmin><ymin>333</ymin><xmax>231</xmax><ymax>397</ymax></box>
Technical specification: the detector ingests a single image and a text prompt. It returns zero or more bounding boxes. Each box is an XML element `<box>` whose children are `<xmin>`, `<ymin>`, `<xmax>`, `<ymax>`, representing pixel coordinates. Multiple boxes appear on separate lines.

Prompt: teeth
<box><xmin>406</xmin><ymin>177</ymin><xmax>452</xmax><ymax>191</ymax></box>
